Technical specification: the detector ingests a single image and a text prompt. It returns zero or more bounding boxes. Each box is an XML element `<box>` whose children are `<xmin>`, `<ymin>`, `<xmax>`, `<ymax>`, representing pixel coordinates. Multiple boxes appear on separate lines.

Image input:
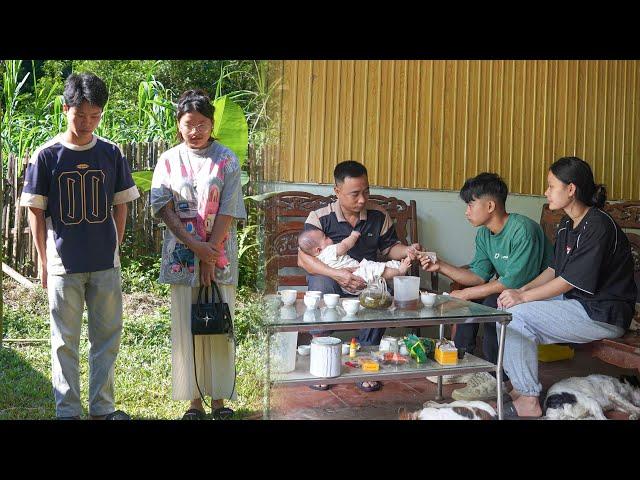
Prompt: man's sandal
<box><xmin>308</xmin><ymin>384</ymin><xmax>332</xmax><ymax>391</ymax></box>
<box><xmin>356</xmin><ymin>381</ymin><xmax>382</xmax><ymax>392</ymax></box>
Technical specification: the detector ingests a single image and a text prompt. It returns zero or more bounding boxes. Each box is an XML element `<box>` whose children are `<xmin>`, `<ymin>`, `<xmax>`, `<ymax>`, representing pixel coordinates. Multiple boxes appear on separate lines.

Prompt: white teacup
<box><xmin>421</xmin><ymin>291</ymin><xmax>437</xmax><ymax>307</ymax></box>
<box><xmin>341</xmin><ymin>343</ymin><xmax>351</xmax><ymax>355</ymax></box>
<box><xmin>297</xmin><ymin>345</ymin><xmax>311</xmax><ymax>356</ymax></box>
<box><xmin>323</xmin><ymin>293</ymin><xmax>340</xmax><ymax>308</ymax></box>
<box><xmin>279</xmin><ymin>289</ymin><xmax>298</xmax><ymax>306</ymax></box>
<box><xmin>303</xmin><ymin>294</ymin><xmax>320</xmax><ymax>310</ymax></box>
<box><xmin>343</xmin><ymin>299</ymin><xmax>360</xmax><ymax>315</ymax></box>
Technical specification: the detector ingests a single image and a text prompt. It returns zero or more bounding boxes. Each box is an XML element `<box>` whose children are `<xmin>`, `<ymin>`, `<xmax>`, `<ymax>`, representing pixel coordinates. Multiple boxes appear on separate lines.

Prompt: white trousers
<box><xmin>170</xmin><ymin>284</ymin><xmax>237</xmax><ymax>401</ymax></box>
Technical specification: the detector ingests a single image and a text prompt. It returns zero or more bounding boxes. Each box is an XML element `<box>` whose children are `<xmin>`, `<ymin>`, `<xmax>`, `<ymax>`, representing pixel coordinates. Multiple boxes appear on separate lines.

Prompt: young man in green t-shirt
<box><xmin>419</xmin><ymin>172</ymin><xmax>553</xmax><ymax>401</ymax></box>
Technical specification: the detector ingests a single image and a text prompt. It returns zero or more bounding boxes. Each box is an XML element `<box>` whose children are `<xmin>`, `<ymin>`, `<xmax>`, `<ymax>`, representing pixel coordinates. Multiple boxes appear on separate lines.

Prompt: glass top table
<box><xmin>264</xmin><ymin>294</ymin><xmax>510</xmax><ymax>332</ymax></box>
<box><xmin>262</xmin><ymin>294</ymin><xmax>512</xmax><ymax>419</ymax></box>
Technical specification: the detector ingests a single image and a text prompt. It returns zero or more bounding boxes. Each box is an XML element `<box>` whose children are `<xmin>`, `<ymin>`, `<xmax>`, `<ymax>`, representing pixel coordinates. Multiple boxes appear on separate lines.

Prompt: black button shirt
<box><xmin>551</xmin><ymin>207</ymin><xmax>637</xmax><ymax>329</ymax></box>
<box><xmin>304</xmin><ymin>200</ymin><xmax>400</xmax><ymax>262</ymax></box>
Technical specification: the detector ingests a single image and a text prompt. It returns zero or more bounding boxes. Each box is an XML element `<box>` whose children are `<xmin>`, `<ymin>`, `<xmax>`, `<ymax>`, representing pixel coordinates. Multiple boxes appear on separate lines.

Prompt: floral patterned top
<box><xmin>150</xmin><ymin>141</ymin><xmax>246</xmax><ymax>286</ymax></box>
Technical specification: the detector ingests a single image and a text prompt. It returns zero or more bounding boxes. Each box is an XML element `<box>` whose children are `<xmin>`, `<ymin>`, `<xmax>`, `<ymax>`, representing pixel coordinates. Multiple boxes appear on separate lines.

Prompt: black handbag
<box><xmin>190</xmin><ymin>282</ymin><xmax>236</xmax><ymax>413</ymax></box>
<box><xmin>191</xmin><ymin>283</ymin><xmax>233</xmax><ymax>336</ymax></box>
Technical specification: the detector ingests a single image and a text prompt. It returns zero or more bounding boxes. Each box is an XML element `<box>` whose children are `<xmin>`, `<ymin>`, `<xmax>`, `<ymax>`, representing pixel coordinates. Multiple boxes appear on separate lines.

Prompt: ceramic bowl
<box><xmin>421</xmin><ymin>291</ymin><xmax>437</xmax><ymax>307</ymax></box>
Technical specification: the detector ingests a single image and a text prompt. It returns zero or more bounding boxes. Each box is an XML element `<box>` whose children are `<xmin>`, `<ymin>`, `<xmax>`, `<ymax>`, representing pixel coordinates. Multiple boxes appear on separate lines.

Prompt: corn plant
<box><xmin>135</xmin><ymin>75</ymin><xmax>176</xmax><ymax>142</ymax></box>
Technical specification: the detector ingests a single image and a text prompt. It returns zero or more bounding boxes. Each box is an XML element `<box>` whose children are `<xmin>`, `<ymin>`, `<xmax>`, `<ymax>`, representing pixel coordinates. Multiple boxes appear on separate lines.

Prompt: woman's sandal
<box><xmin>212</xmin><ymin>407</ymin><xmax>234</xmax><ymax>420</ymax></box>
<box><xmin>182</xmin><ymin>408</ymin><xmax>207</xmax><ymax>420</ymax></box>
<box><xmin>501</xmin><ymin>400</ymin><xmax>541</xmax><ymax>420</ymax></box>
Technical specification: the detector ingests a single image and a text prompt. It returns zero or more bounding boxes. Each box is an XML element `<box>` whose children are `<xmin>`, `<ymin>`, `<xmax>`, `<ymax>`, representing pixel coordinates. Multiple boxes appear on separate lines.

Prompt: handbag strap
<box><xmin>210</xmin><ymin>280</ymin><xmax>225</xmax><ymax>304</ymax></box>
<box><xmin>195</xmin><ymin>286</ymin><xmax>208</xmax><ymax>317</ymax></box>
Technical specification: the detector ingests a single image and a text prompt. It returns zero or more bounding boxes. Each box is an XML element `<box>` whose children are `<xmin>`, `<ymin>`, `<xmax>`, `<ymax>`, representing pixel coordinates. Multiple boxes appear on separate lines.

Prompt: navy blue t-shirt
<box><xmin>20</xmin><ymin>135</ymin><xmax>140</xmax><ymax>274</ymax></box>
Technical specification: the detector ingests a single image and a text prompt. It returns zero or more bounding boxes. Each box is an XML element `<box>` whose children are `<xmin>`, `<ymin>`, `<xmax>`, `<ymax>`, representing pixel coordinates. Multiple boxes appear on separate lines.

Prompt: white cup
<box><xmin>421</xmin><ymin>291</ymin><xmax>437</xmax><ymax>307</ymax></box>
<box><xmin>342</xmin><ymin>299</ymin><xmax>360</xmax><ymax>315</ymax></box>
<box><xmin>297</xmin><ymin>345</ymin><xmax>311</xmax><ymax>356</ymax></box>
<box><xmin>323</xmin><ymin>293</ymin><xmax>340</xmax><ymax>308</ymax></box>
<box><xmin>341</xmin><ymin>343</ymin><xmax>350</xmax><ymax>355</ymax></box>
<box><xmin>303</xmin><ymin>295</ymin><xmax>320</xmax><ymax>310</ymax></box>
<box><xmin>279</xmin><ymin>289</ymin><xmax>298</xmax><ymax>306</ymax></box>
<box><xmin>380</xmin><ymin>336</ymin><xmax>399</xmax><ymax>353</ymax></box>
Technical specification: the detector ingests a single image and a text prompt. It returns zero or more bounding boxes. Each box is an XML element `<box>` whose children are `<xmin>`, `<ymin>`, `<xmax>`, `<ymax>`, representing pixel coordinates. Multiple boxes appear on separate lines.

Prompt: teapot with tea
<box><xmin>359</xmin><ymin>276</ymin><xmax>392</xmax><ymax>309</ymax></box>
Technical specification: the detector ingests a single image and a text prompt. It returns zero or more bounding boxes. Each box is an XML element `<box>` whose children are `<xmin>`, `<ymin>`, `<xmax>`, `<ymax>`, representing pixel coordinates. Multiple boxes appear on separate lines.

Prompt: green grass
<box><xmin>1</xmin><ymin>282</ymin><xmax>266</xmax><ymax>420</ymax></box>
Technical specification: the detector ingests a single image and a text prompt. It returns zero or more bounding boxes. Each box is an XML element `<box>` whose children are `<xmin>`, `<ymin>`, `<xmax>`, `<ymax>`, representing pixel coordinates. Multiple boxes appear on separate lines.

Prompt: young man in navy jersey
<box><xmin>20</xmin><ymin>73</ymin><xmax>139</xmax><ymax>420</ymax></box>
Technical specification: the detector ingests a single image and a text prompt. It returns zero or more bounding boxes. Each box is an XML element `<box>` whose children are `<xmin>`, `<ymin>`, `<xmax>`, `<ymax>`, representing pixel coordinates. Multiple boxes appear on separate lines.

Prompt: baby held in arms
<box><xmin>298</xmin><ymin>229</ymin><xmax>412</xmax><ymax>294</ymax></box>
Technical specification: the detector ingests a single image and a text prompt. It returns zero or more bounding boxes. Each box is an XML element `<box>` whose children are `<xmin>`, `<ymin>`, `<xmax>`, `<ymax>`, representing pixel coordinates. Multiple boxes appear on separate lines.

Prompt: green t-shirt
<box><xmin>468</xmin><ymin>213</ymin><xmax>553</xmax><ymax>289</ymax></box>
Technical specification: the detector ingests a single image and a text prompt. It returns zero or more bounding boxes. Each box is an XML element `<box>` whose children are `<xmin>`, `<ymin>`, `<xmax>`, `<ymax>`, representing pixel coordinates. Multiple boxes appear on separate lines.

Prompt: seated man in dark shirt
<box><xmin>297</xmin><ymin>160</ymin><xmax>422</xmax><ymax>392</ymax></box>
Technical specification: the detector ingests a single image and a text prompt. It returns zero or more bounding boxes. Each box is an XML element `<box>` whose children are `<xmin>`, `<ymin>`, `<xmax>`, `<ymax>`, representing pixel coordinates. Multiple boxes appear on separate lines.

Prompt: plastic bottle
<box><xmin>349</xmin><ymin>337</ymin><xmax>357</xmax><ymax>358</ymax></box>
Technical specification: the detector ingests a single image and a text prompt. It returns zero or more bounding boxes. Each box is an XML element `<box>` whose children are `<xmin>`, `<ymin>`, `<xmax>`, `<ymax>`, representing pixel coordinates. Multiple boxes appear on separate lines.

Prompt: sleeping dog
<box><xmin>544</xmin><ymin>374</ymin><xmax>640</xmax><ymax>420</ymax></box>
<box><xmin>399</xmin><ymin>400</ymin><xmax>496</xmax><ymax>420</ymax></box>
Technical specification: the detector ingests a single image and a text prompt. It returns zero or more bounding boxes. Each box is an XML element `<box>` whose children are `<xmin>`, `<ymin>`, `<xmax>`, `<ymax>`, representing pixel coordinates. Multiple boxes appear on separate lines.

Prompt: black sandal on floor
<box><xmin>182</xmin><ymin>408</ymin><xmax>207</xmax><ymax>420</ymax></box>
<box><xmin>104</xmin><ymin>410</ymin><xmax>131</xmax><ymax>420</ymax></box>
<box><xmin>356</xmin><ymin>381</ymin><xmax>382</xmax><ymax>392</ymax></box>
<box><xmin>308</xmin><ymin>384</ymin><xmax>332</xmax><ymax>391</ymax></box>
<box><xmin>212</xmin><ymin>407</ymin><xmax>234</xmax><ymax>420</ymax></box>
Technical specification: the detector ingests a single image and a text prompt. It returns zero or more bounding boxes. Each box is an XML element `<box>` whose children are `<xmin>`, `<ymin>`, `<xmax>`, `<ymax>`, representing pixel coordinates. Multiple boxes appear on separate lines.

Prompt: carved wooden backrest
<box><xmin>263</xmin><ymin>191</ymin><xmax>423</xmax><ymax>293</ymax></box>
<box><xmin>540</xmin><ymin>201</ymin><xmax>640</xmax><ymax>301</ymax></box>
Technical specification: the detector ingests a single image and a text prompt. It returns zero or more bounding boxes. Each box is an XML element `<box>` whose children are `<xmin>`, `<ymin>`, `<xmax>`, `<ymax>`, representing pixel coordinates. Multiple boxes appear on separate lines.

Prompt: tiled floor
<box><xmin>267</xmin><ymin>345</ymin><xmax>639</xmax><ymax>420</ymax></box>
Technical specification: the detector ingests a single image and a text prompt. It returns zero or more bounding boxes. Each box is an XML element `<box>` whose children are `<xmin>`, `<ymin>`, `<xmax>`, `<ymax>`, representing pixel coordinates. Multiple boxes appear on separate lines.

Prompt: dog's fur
<box><xmin>544</xmin><ymin>374</ymin><xmax>640</xmax><ymax>420</ymax></box>
<box><xmin>399</xmin><ymin>400</ymin><xmax>496</xmax><ymax>420</ymax></box>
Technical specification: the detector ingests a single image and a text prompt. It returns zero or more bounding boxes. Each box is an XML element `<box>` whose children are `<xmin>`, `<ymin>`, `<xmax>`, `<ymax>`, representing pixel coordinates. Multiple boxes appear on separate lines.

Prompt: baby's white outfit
<box><xmin>317</xmin><ymin>244</ymin><xmax>402</xmax><ymax>293</ymax></box>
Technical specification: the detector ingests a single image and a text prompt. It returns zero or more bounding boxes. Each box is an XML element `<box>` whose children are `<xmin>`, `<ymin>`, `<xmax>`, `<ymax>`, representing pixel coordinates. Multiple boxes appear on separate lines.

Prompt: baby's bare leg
<box><xmin>381</xmin><ymin>257</ymin><xmax>412</xmax><ymax>279</ymax></box>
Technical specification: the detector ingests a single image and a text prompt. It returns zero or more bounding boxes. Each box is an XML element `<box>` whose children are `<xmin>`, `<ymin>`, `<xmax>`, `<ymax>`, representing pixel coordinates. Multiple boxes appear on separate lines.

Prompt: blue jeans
<box><xmin>307</xmin><ymin>274</ymin><xmax>386</xmax><ymax>346</ymax></box>
<box><xmin>47</xmin><ymin>268</ymin><xmax>123</xmax><ymax>417</ymax></box>
<box><xmin>503</xmin><ymin>295</ymin><xmax>624</xmax><ymax>396</ymax></box>
<box><xmin>453</xmin><ymin>293</ymin><xmax>509</xmax><ymax>381</ymax></box>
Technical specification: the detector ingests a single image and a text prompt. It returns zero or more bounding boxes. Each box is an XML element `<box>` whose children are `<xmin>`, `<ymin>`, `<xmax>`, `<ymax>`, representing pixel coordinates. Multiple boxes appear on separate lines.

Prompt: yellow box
<box><xmin>360</xmin><ymin>360</ymin><xmax>380</xmax><ymax>371</ymax></box>
<box><xmin>434</xmin><ymin>343</ymin><xmax>458</xmax><ymax>365</ymax></box>
<box><xmin>538</xmin><ymin>344</ymin><xmax>574</xmax><ymax>362</ymax></box>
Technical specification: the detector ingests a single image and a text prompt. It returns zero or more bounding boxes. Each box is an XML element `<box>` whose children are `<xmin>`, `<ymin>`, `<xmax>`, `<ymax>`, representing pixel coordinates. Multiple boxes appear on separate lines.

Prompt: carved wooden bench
<box><xmin>263</xmin><ymin>191</ymin><xmax>438</xmax><ymax>294</ymax></box>
<box><xmin>539</xmin><ymin>202</ymin><xmax>640</xmax><ymax>373</ymax></box>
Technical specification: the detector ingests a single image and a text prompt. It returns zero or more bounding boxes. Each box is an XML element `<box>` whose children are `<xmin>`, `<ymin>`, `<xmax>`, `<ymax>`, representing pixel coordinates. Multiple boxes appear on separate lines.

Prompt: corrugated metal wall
<box><xmin>267</xmin><ymin>60</ymin><xmax>640</xmax><ymax>200</ymax></box>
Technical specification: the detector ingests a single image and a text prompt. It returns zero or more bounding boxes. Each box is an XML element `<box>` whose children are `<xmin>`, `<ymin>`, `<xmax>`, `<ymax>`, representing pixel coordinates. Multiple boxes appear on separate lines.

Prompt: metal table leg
<box><xmin>496</xmin><ymin>319</ymin><xmax>507</xmax><ymax>420</ymax></box>
<box><xmin>435</xmin><ymin>324</ymin><xmax>445</xmax><ymax>401</ymax></box>
<box><xmin>263</xmin><ymin>328</ymin><xmax>271</xmax><ymax>420</ymax></box>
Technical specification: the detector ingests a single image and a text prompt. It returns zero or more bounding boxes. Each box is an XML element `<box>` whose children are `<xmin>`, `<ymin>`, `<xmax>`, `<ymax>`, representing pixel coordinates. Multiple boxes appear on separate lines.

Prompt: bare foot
<box><xmin>189</xmin><ymin>398</ymin><xmax>205</xmax><ymax>414</ymax></box>
<box><xmin>509</xmin><ymin>396</ymin><xmax>543</xmax><ymax>417</ymax></box>
<box><xmin>398</xmin><ymin>257</ymin><xmax>412</xmax><ymax>275</ymax></box>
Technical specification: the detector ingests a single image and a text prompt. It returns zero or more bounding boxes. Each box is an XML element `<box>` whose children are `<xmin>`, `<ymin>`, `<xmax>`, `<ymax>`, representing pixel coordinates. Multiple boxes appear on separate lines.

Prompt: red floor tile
<box><xmin>266</xmin><ymin>348</ymin><xmax>638</xmax><ymax>420</ymax></box>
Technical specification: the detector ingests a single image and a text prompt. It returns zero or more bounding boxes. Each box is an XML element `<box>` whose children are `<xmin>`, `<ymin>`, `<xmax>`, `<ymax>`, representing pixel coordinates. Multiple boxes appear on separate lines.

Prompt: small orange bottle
<box><xmin>349</xmin><ymin>337</ymin><xmax>357</xmax><ymax>358</ymax></box>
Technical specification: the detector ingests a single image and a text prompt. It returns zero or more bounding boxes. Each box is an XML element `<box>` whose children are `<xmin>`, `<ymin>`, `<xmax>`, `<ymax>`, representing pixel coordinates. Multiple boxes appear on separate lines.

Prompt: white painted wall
<box><xmin>264</xmin><ymin>182</ymin><xmax>549</xmax><ymax>291</ymax></box>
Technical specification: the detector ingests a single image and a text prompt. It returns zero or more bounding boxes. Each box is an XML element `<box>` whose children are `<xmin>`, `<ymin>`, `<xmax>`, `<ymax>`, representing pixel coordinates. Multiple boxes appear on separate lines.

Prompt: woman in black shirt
<box><xmin>496</xmin><ymin>157</ymin><xmax>636</xmax><ymax>418</ymax></box>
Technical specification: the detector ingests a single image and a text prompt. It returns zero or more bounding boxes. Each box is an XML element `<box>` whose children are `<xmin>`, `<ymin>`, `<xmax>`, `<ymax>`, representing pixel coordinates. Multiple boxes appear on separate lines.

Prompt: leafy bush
<box><xmin>119</xmin><ymin>229</ymin><xmax>168</xmax><ymax>297</ymax></box>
